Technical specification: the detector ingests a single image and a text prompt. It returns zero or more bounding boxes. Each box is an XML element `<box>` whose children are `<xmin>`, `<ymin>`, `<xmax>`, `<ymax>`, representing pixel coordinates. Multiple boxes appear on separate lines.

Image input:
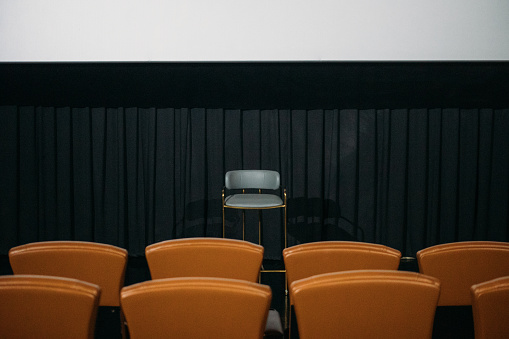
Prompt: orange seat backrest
<box><xmin>417</xmin><ymin>241</ymin><xmax>509</xmax><ymax>306</ymax></box>
<box><xmin>121</xmin><ymin>277</ymin><xmax>272</xmax><ymax>339</ymax></box>
<box><xmin>291</xmin><ymin>270</ymin><xmax>440</xmax><ymax>339</ymax></box>
<box><xmin>145</xmin><ymin>237</ymin><xmax>263</xmax><ymax>282</ymax></box>
<box><xmin>9</xmin><ymin>241</ymin><xmax>127</xmax><ymax>306</ymax></box>
<box><xmin>283</xmin><ymin>241</ymin><xmax>402</xmax><ymax>303</ymax></box>
<box><xmin>471</xmin><ymin>276</ymin><xmax>509</xmax><ymax>339</ymax></box>
<box><xmin>0</xmin><ymin>274</ymin><xmax>101</xmax><ymax>339</ymax></box>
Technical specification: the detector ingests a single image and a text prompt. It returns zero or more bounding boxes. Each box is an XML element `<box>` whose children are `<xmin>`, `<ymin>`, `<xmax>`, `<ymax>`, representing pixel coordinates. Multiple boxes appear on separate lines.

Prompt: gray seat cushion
<box><xmin>224</xmin><ymin>194</ymin><xmax>283</xmax><ymax>208</ymax></box>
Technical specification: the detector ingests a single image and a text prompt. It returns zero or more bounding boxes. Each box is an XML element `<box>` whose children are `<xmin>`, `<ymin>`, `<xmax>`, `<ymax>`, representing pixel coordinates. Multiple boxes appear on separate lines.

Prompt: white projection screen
<box><xmin>1</xmin><ymin>0</ymin><xmax>508</xmax><ymax>62</ymax></box>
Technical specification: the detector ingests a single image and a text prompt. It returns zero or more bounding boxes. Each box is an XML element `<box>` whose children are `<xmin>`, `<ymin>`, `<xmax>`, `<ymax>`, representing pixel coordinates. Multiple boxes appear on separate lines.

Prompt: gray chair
<box><xmin>222</xmin><ymin>170</ymin><xmax>288</xmax><ymax>330</ymax></box>
<box><xmin>222</xmin><ymin>170</ymin><xmax>287</xmax><ymax>248</ymax></box>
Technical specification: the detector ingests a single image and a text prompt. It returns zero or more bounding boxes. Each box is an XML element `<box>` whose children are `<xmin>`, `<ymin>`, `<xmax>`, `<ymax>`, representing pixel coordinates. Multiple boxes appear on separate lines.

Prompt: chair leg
<box><xmin>120</xmin><ymin>309</ymin><xmax>128</xmax><ymax>339</ymax></box>
<box><xmin>258</xmin><ymin>210</ymin><xmax>262</xmax><ymax>245</ymax></box>
<box><xmin>283</xmin><ymin>199</ymin><xmax>289</xmax><ymax>330</ymax></box>
<box><xmin>285</xmin><ymin>274</ymin><xmax>289</xmax><ymax>331</ymax></box>
<box><xmin>288</xmin><ymin>304</ymin><xmax>292</xmax><ymax>339</ymax></box>
<box><xmin>222</xmin><ymin>206</ymin><xmax>225</xmax><ymax>238</ymax></box>
<box><xmin>284</xmin><ymin>205</ymin><xmax>287</xmax><ymax>249</ymax></box>
<box><xmin>242</xmin><ymin>210</ymin><xmax>245</xmax><ymax>241</ymax></box>
<box><xmin>222</xmin><ymin>189</ymin><xmax>225</xmax><ymax>238</ymax></box>
<box><xmin>283</xmin><ymin>188</ymin><xmax>287</xmax><ymax>249</ymax></box>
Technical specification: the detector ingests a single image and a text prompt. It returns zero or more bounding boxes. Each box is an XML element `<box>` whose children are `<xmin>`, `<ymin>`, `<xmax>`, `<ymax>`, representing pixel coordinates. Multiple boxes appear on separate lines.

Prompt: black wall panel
<box><xmin>1</xmin><ymin>62</ymin><xmax>508</xmax><ymax>109</ymax></box>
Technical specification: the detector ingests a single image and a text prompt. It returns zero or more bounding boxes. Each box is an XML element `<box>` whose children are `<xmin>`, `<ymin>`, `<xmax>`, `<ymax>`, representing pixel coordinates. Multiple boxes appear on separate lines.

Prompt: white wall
<box><xmin>1</xmin><ymin>0</ymin><xmax>508</xmax><ymax>61</ymax></box>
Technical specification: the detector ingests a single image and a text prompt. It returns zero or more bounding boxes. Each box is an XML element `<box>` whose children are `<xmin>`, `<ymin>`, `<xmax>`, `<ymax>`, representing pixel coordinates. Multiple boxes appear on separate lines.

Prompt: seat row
<box><xmin>2</xmin><ymin>238</ymin><xmax>282</xmax><ymax>339</ymax></box>
<box><xmin>283</xmin><ymin>240</ymin><xmax>509</xmax><ymax>339</ymax></box>
<box><xmin>1</xmin><ymin>239</ymin><xmax>509</xmax><ymax>339</ymax></box>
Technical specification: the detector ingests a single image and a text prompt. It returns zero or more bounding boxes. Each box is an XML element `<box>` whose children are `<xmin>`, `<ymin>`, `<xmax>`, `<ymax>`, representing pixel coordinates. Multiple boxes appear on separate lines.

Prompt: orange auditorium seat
<box><xmin>0</xmin><ymin>274</ymin><xmax>101</xmax><ymax>339</ymax></box>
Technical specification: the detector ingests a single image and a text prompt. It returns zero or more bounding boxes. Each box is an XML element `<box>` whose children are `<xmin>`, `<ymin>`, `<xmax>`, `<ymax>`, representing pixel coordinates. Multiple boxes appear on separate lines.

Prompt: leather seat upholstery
<box><xmin>146</xmin><ymin>237</ymin><xmax>264</xmax><ymax>282</ymax></box>
<box><xmin>283</xmin><ymin>241</ymin><xmax>402</xmax><ymax>338</ymax></box>
<box><xmin>9</xmin><ymin>241</ymin><xmax>128</xmax><ymax>338</ymax></box>
<box><xmin>146</xmin><ymin>237</ymin><xmax>283</xmax><ymax>337</ymax></box>
<box><xmin>9</xmin><ymin>240</ymin><xmax>127</xmax><ymax>306</ymax></box>
<box><xmin>283</xmin><ymin>241</ymin><xmax>402</xmax><ymax>304</ymax></box>
<box><xmin>121</xmin><ymin>277</ymin><xmax>272</xmax><ymax>339</ymax></box>
<box><xmin>417</xmin><ymin>241</ymin><xmax>509</xmax><ymax>306</ymax></box>
<box><xmin>0</xmin><ymin>274</ymin><xmax>101</xmax><ymax>339</ymax></box>
<box><xmin>471</xmin><ymin>276</ymin><xmax>509</xmax><ymax>339</ymax></box>
<box><xmin>290</xmin><ymin>270</ymin><xmax>440</xmax><ymax>339</ymax></box>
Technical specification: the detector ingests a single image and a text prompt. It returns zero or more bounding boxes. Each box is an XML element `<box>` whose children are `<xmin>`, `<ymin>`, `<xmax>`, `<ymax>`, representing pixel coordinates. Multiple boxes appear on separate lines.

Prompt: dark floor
<box><xmin>0</xmin><ymin>255</ymin><xmax>474</xmax><ymax>339</ymax></box>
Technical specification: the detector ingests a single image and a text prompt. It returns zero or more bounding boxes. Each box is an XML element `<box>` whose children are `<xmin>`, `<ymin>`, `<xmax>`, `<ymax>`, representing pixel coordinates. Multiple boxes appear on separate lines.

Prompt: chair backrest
<box><xmin>9</xmin><ymin>241</ymin><xmax>128</xmax><ymax>306</ymax></box>
<box><xmin>471</xmin><ymin>276</ymin><xmax>509</xmax><ymax>339</ymax></box>
<box><xmin>283</xmin><ymin>241</ymin><xmax>401</xmax><ymax>303</ymax></box>
<box><xmin>417</xmin><ymin>241</ymin><xmax>509</xmax><ymax>306</ymax></box>
<box><xmin>291</xmin><ymin>270</ymin><xmax>440</xmax><ymax>339</ymax></box>
<box><xmin>145</xmin><ymin>237</ymin><xmax>264</xmax><ymax>282</ymax></box>
<box><xmin>121</xmin><ymin>277</ymin><xmax>272</xmax><ymax>339</ymax></box>
<box><xmin>225</xmin><ymin>170</ymin><xmax>280</xmax><ymax>190</ymax></box>
<box><xmin>0</xmin><ymin>274</ymin><xmax>101</xmax><ymax>339</ymax></box>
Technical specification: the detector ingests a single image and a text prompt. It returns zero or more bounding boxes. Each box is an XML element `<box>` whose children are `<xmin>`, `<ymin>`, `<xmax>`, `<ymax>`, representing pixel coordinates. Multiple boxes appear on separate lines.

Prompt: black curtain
<box><xmin>1</xmin><ymin>106</ymin><xmax>508</xmax><ymax>258</ymax></box>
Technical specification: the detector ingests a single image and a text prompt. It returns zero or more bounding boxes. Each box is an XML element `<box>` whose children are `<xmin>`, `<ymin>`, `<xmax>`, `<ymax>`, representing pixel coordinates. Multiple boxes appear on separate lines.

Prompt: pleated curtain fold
<box><xmin>1</xmin><ymin>106</ymin><xmax>508</xmax><ymax>258</ymax></box>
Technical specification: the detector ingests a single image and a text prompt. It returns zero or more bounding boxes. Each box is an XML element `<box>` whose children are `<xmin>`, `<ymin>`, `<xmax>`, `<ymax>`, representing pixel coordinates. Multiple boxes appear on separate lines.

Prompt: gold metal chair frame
<box><xmin>222</xmin><ymin>187</ymin><xmax>287</xmax><ymax>249</ymax></box>
<box><xmin>222</xmin><ymin>185</ymin><xmax>288</xmax><ymax>328</ymax></box>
